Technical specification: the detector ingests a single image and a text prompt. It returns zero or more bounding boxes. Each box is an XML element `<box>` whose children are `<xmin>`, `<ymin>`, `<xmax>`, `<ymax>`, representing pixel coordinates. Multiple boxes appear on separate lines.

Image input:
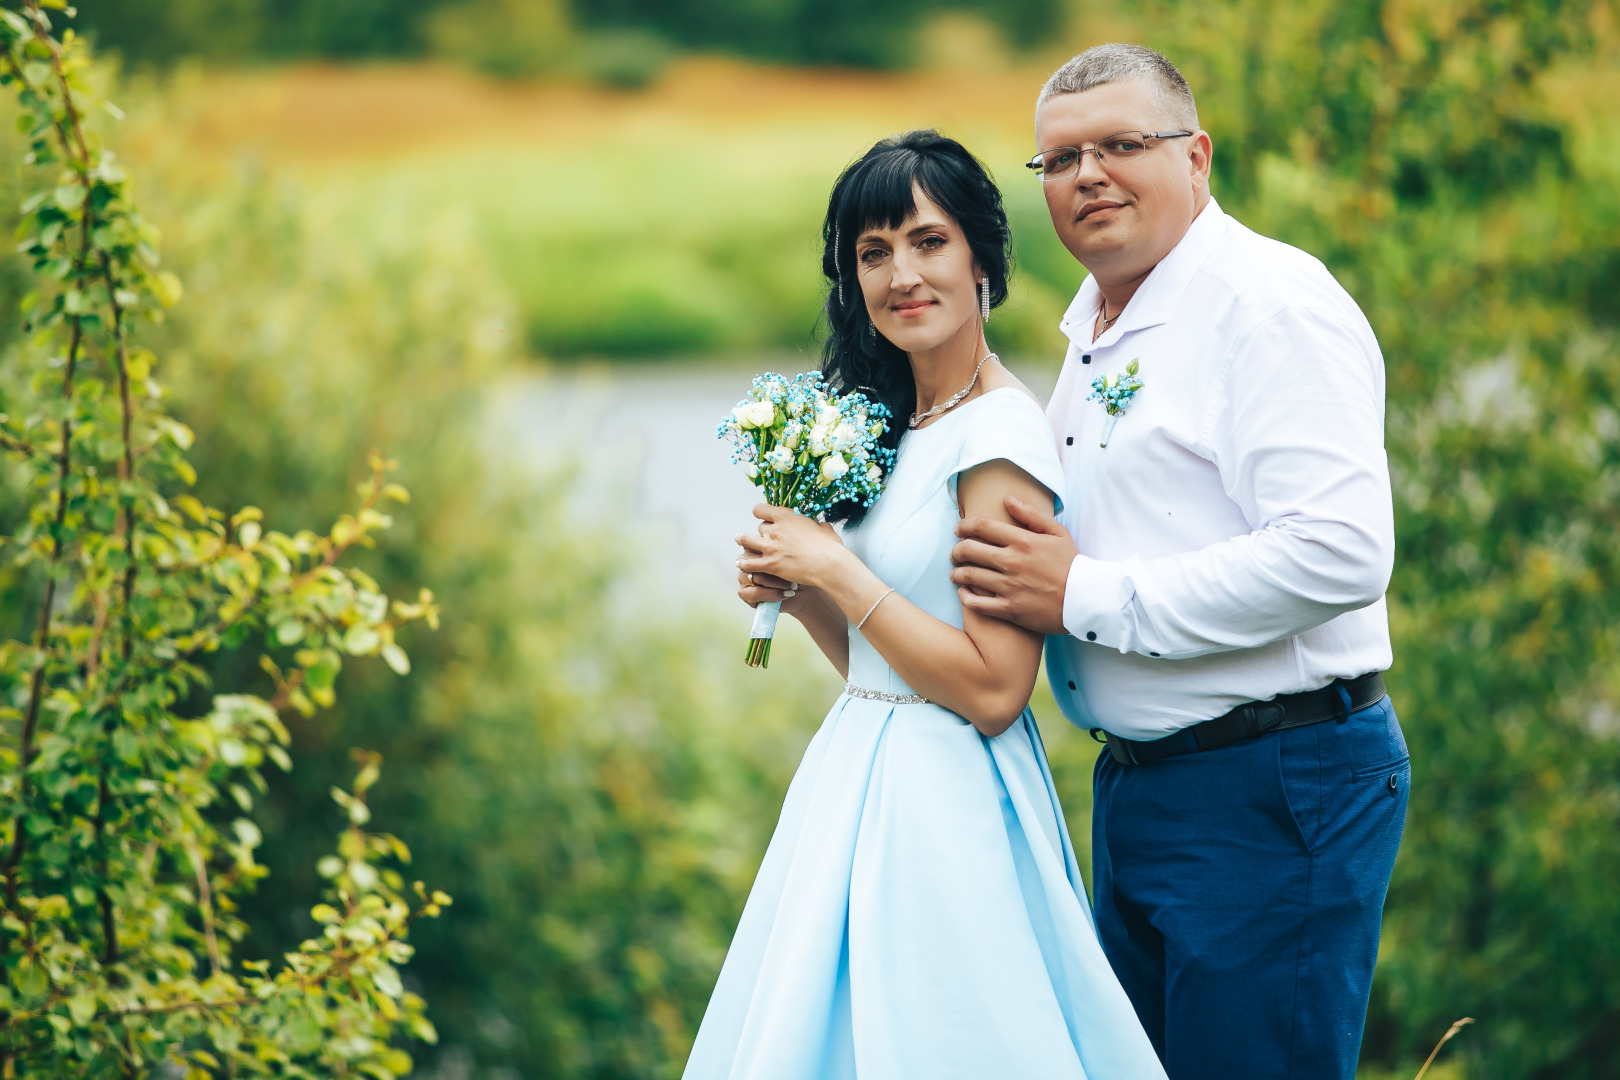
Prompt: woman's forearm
<box><xmin>817</xmin><ymin>551</ymin><xmax>1039</xmax><ymax>734</ymax></box>
<box><xmin>791</xmin><ymin>589</ymin><xmax>851</xmax><ymax>678</ymax></box>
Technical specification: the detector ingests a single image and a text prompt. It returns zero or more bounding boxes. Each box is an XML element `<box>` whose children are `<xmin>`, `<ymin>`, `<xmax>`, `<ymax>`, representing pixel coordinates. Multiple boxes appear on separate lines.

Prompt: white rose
<box><xmin>818</xmin><ymin>453</ymin><xmax>849</xmax><ymax>486</ymax></box>
<box><xmin>1104</xmin><ymin>373</ymin><xmax>1118</xmax><ymax>389</ymax></box>
<box><xmin>765</xmin><ymin>445</ymin><xmax>794</xmax><ymax>472</ymax></box>
<box><xmin>832</xmin><ymin>422</ymin><xmax>859</xmax><ymax>450</ymax></box>
<box><xmin>733</xmin><ymin>400</ymin><xmax>776</xmax><ymax>429</ymax></box>
<box><xmin>808</xmin><ymin>424</ymin><xmax>832</xmax><ymax>456</ymax></box>
<box><xmin>745</xmin><ymin>463</ymin><xmax>760</xmax><ymax>479</ymax></box>
<box><xmin>865</xmin><ymin>464</ymin><xmax>882</xmax><ymax>484</ymax></box>
<box><xmin>782</xmin><ymin>421</ymin><xmax>803</xmax><ymax>449</ymax></box>
<box><xmin>816</xmin><ymin>403</ymin><xmax>841</xmax><ymax>427</ymax></box>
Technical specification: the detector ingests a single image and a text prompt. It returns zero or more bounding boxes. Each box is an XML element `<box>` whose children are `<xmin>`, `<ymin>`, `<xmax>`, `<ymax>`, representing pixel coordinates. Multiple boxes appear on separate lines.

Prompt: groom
<box><xmin>951</xmin><ymin>44</ymin><xmax>1407</xmax><ymax>1079</ymax></box>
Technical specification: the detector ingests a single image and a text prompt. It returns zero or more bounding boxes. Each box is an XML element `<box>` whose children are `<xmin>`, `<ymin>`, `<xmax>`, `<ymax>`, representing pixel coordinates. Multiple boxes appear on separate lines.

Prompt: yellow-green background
<box><xmin>16</xmin><ymin>1</ymin><xmax>1620</xmax><ymax>1077</ymax></box>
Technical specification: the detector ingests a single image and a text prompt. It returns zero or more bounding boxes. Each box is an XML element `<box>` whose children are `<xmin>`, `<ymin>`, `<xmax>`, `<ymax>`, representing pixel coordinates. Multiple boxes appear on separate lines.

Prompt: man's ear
<box><xmin>1188</xmin><ymin>130</ymin><xmax>1214</xmax><ymax>193</ymax></box>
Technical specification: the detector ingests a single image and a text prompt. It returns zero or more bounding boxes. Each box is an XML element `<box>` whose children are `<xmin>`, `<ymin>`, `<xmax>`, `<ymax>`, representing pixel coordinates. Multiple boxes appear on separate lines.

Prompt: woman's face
<box><xmin>854</xmin><ymin>185</ymin><xmax>982</xmax><ymax>355</ymax></box>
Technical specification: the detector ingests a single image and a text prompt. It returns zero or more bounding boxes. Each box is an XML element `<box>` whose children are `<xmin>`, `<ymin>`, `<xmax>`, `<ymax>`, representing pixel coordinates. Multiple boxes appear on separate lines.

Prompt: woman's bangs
<box><xmin>839</xmin><ymin>151</ymin><xmax>930</xmax><ymax>236</ymax></box>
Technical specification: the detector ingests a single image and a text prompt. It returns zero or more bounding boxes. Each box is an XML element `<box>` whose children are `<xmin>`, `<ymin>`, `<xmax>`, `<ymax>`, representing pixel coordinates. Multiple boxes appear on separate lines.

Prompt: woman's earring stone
<box><xmin>980</xmin><ymin>278</ymin><xmax>990</xmax><ymax>323</ymax></box>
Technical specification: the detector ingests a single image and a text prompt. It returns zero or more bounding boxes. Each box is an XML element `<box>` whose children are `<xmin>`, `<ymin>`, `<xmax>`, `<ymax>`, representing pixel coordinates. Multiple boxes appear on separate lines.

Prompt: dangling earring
<box><xmin>867</xmin><ymin>317</ymin><xmax>877</xmax><ymax>341</ymax></box>
<box><xmin>834</xmin><ymin>226</ymin><xmax>844</xmax><ymax>307</ymax></box>
<box><xmin>980</xmin><ymin>278</ymin><xmax>990</xmax><ymax>323</ymax></box>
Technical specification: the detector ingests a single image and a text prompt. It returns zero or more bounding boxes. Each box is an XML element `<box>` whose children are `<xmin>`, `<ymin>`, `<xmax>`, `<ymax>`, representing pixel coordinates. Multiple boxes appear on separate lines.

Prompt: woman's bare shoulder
<box><xmin>978</xmin><ymin>360</ymin><xmax>1043</xmax><ymax>409</ymax></box>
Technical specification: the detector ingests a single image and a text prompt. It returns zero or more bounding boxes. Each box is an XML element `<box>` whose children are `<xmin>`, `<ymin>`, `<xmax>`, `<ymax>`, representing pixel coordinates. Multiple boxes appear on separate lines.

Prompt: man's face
<box><xmin>1034</xmin><ymin>79</ymin><xmax>1211</xmax><ymax>284</ymax></box>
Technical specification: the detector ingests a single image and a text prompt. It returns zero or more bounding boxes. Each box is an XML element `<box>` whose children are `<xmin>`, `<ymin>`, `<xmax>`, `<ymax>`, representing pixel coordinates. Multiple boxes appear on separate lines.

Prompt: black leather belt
<box><xmin>1102</xmin><ymin>672</ymin><xmax>1387</xmax><ymax>766</ymax></box>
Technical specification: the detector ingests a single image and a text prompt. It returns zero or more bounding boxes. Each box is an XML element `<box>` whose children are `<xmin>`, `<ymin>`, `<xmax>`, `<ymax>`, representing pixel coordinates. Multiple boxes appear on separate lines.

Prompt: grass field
<box><xmin>136</xmin><ymin>57</ymin><xmax>1098</xmax><ymax>363</ymax></box>
<box><xmin>129</xmin><ymin>49</ymin><xmax>1618</xmax><ymax>370</ymax></box>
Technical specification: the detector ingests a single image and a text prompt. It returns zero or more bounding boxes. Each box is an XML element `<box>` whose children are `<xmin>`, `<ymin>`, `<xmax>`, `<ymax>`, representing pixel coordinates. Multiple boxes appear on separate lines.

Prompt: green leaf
<box><xmin>14</xmin><ymin>957</ymin><xmax>46</xmax><ymax>1003</ymax></box>
<box><xmin>379</xmin><ymin>1048</ymin><xmax>414</xmax><ymax>1074</ymax></box>
<box><xmin>408</xmin><ymin>1013</ymin><xmax>439</xmax><ymax>1044</ymax></box>
<box><xmin>344</xmin><ymin>625</ymin><xmax>381</xmax><ymax>654</ymax></box>
<box><xmin>68</xmin><ymin>992</ymin><xmax>96</xmax><ymax>1026</ymax></box>
<box><xmin>372</xmin><ymin>962</ymin><xmax>404</xmax><ymax>999</ymax></box>
<box><xmin>219</xmin><ymin>737</ymin><xmax>248</xmax><ymax>767</ymax></box>
<box><xmin>380</xmin><ymin>643</ymin><xmax>410</xmax><ymax>676</ymax></box>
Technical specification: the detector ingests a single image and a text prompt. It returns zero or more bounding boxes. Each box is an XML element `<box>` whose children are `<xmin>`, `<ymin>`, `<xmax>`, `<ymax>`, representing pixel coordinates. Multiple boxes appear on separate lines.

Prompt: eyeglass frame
<box><xmin>1024</xmin><ymin>131</ymin><xmax>1194</xmax><ymax>182</ymax></box>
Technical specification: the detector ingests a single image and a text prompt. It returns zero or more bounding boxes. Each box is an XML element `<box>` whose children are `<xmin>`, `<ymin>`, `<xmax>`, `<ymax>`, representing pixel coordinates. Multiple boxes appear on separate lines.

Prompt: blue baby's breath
<box><xmin>1086</xmin><ymin>358</ymin><xmax>1144</xmax><ymax>448</ymax></box>
<box><xmin>717</xmin><ymin>371</ymin><xmax>895</xmax><ymax>518</ymax></box>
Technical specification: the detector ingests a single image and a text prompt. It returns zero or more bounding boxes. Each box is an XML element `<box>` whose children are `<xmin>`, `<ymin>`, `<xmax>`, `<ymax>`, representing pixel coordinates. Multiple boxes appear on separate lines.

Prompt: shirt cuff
<box><xmin>1062</xmin><ymin>554</ymin><xmax>1134</xmax><ymax>651</ymax></box>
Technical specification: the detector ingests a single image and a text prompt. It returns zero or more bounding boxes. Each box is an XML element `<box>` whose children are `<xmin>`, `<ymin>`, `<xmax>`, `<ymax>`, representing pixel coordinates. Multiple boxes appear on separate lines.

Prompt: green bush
<box><xmin>1148</xmin><ymin>2</ymin><xmax>1620</xmax><ymax>1074</ymax></box>
<box><xmin>67</xmin><ymin>63</ymin><xmax>846</xmax><ymax>1078</ymax></box>
<box><xmin>0</xmin><ymin>13</ymin><xmax>444</xmax><ymax>1076</ymax></box>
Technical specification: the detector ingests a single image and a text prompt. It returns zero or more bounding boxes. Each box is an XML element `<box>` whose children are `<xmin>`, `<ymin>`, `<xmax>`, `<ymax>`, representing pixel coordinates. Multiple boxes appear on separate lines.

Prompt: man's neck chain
<box><xmin>1099</xmin><ymin>300</ymin><xmax>1123</xmax><ymax>329</ymax></box>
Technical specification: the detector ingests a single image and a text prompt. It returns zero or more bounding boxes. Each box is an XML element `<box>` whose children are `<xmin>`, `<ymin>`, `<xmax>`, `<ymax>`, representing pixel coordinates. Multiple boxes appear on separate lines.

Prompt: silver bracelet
<box><xmin>856</xmin><ymin>587</ymin><xmax>896</xmax><ymax>630</ymax></box>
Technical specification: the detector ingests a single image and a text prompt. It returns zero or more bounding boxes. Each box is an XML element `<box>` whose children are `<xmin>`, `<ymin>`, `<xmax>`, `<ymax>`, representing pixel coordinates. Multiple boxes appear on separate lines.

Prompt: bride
<box><xmin>685</xmin><ymin>130</ymin><xmax>1165</xmax><ymax>1080</ymax></box>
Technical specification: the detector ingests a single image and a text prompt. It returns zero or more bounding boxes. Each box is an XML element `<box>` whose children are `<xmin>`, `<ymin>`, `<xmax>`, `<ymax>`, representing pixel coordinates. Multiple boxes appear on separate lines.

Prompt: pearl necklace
<box><xmin>909</xmin><ymin>352</ymin><xmax>996</xmax><ymax>429</ymax></box>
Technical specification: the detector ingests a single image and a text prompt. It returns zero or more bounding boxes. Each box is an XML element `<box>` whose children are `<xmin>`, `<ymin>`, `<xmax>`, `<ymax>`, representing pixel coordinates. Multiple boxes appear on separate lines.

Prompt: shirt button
<box><xmin>1086</xmin><ymin>631</ymin><xmax>1097</xmax><ymax>641</ymax></box>
<box><xmin>1388</xmin><ymin>773</ymin><xmax>1400</xmax><ymax>794</ymax></box>
<box><xmin>1066</xmin><ymin>436</ymin><xmax>1074</xmax><ymax>445</ymax></box>
<box><xmin>1081</xmin><ymin>354</ymin><xmax>1092</xmax><ymax>365</ymax></box>
<box><xmin>1067</xmin><ymin>681</ymin><xmax>1077</xmax><ymax>690</ymax></box>
<box><xmin>1150</xmin><ymin>651</ymin><xmax>1160</xmax><ymax>657</ymax></box>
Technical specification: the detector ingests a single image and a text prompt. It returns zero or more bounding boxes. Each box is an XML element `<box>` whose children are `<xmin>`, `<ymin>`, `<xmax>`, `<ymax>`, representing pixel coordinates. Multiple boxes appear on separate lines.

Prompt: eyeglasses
<box><xmin>1025</xmin><ymin>131</ymin><xmax>1193</xmax><ymax>182</ymax></box>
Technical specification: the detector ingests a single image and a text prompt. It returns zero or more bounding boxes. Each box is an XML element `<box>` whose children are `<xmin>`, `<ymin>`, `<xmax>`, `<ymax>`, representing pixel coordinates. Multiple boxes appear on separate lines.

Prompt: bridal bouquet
<box><xmin>718</xmin><ymin>372</ymin><xmax>895</xmax><ymax>667</ymax></box>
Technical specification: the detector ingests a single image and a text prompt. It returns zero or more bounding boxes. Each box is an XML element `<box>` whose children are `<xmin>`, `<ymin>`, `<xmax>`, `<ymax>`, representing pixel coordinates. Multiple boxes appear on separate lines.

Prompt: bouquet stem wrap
<box><xmin>720</xmin><ymin>372</ymin><xmax>894</xmax><ymax>668</ymax></box>
<box><xmin>745</xmin><ymin>600</ymin><xmax>781</xmax><ymax>668</ymax></box>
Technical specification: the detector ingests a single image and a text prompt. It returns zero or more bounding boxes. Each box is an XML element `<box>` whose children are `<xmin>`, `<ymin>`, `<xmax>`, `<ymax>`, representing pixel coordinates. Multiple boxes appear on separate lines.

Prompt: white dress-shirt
<box><xmin>1044</xmin><ymin>199</ymin><xmax>1394</xmax><ymax>741</ymax></box>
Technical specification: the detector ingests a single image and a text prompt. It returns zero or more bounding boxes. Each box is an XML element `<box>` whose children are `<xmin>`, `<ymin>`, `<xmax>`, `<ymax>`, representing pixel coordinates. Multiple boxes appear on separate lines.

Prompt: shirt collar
<box><xmin>1058</xmin><ymin>198</ymin><xmax>1230</xmax><ymax>350</ymax></box>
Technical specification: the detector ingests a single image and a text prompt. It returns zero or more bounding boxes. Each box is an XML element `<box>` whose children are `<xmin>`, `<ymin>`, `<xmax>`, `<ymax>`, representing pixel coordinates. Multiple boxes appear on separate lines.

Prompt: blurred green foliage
<box><xmin>0</xmin><ymin>12</ymin><xmax>445</xmax><ymax>1075</ymax></box>
<box><xmin>45</xmin><ymin>88</ymin><xmax>848</xmax><ymax>1077</ymax></box>
<box><xmin>1146</xmin><ymin>3</ymin><xmax>1620</xmax><ymax>1076</ymax></box>
<box><xmin>69</xmin><ymin>0</ymin><xmax>1060</xmax><ymax>73</ymax></box>
<box><xmin>0</xmin><ymin>1</ymin><xmax>1614</xmax><ymax>1078</ymax></box>
<box><xmin>316</xmin><ymin>130</ymin><xmax>1072</xmax><ymax>365</ymax></box>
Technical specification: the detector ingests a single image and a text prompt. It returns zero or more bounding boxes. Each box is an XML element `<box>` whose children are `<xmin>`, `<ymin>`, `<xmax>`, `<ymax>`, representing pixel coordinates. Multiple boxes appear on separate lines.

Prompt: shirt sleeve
<box><xmin>1061</xmin><ymin>304</ymin><xmax>1394</xmax><ymax>659</ymax></box>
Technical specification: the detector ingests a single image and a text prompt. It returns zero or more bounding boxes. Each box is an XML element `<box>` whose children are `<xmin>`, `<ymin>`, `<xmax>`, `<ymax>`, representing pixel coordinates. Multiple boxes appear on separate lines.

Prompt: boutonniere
<box><xmin>1087</xmin><ymin>359</ymin><xmax>1143</xmax><ymax>448</ymax></box>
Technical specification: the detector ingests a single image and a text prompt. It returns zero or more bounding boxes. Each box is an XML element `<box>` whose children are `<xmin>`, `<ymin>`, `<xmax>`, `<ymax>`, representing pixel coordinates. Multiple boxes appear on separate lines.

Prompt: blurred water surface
<box><xmin>491</xmin><ymin>359</ymin><xmax>1059</xmax><ymax>608</ymax></box>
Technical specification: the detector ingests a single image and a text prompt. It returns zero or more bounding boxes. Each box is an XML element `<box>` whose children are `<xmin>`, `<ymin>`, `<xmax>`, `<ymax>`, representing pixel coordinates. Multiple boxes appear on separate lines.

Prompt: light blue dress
<box><xmin>685</xmin><ymin>388</ymin><xmax>1167</xmax><ymax>1080</ymax></box>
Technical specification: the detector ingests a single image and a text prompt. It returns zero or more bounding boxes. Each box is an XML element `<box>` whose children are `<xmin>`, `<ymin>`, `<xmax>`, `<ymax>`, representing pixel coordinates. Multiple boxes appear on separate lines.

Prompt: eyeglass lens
<box><xmin>1033</xmin><ymin>133</ymin><xmax>1151</xmax><ymax>180</ymax></box>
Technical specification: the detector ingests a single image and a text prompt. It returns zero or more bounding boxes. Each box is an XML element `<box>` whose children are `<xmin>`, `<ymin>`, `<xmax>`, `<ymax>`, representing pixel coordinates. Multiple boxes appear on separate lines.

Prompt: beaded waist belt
<box><xmin>844</xmin><ymin>684</ymin><xmax>933</xmax><ymax>705</ymax></box>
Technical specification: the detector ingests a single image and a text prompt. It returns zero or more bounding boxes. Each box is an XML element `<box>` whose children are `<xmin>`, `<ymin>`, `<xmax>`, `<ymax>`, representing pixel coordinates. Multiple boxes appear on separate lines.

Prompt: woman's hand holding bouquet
<box><xmin>718</xmin><ymin>372</ymin><xmax>893</xmax><ymax>667</ymax></box>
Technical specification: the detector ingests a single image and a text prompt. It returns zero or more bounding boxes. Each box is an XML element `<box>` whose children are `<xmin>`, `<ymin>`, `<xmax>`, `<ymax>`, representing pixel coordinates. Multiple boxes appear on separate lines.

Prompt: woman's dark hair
<box><xmin>819</xmin><ymin>129</ymin><xmax>1012</xmax><ymax>525</ymax></box>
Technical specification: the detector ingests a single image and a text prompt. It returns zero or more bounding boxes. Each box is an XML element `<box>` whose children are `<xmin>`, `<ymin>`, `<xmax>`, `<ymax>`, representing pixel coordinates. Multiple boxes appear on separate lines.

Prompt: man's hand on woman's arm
<box><xmin>950</xmin><ymin>496</ymin><xmax>1077</xmax><ymax>636</ymax></box>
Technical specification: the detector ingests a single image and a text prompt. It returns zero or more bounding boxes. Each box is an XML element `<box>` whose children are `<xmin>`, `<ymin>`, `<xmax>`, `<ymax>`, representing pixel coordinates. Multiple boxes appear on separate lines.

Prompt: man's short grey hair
<box><xmin>1038</xmin><ymin>44</ymin><xmax>1200</xmax><ymax>132</ymax></box>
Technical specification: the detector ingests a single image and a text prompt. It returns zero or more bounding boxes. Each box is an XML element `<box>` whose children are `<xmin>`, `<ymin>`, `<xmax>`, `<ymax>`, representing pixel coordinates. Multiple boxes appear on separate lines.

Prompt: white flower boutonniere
<box><xmin>1087</xmin><ymin>358</ymin><xmax>1144</xmax><ymax>448</ymax></box>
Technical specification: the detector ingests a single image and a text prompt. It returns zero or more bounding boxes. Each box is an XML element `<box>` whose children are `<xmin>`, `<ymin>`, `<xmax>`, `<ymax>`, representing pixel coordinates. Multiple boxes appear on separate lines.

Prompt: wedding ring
<box><xmin>747</xmin><ymin>573</ymin><xmax>757</xmax><ymax>585</ymax></box>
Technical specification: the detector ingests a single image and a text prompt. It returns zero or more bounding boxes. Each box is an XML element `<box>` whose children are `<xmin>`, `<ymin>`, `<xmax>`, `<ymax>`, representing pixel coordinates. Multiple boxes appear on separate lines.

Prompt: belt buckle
<box><xmin>1252</xmin><ymin>701</ymin><xmax>1287</xmax><ymax>734</ymax></box>
<box><xmin>1106</xmin><ymin>732</ymin><xmax>1138</xmax><ymax>766</ymax></box>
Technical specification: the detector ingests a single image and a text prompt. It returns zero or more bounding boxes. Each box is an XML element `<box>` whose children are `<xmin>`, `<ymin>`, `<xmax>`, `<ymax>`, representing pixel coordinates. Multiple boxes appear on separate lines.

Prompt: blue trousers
<box><xmin>1092</xmin><ymin>695</ymin><xmax>1408</xmax><ymax>1080</ymax></box>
